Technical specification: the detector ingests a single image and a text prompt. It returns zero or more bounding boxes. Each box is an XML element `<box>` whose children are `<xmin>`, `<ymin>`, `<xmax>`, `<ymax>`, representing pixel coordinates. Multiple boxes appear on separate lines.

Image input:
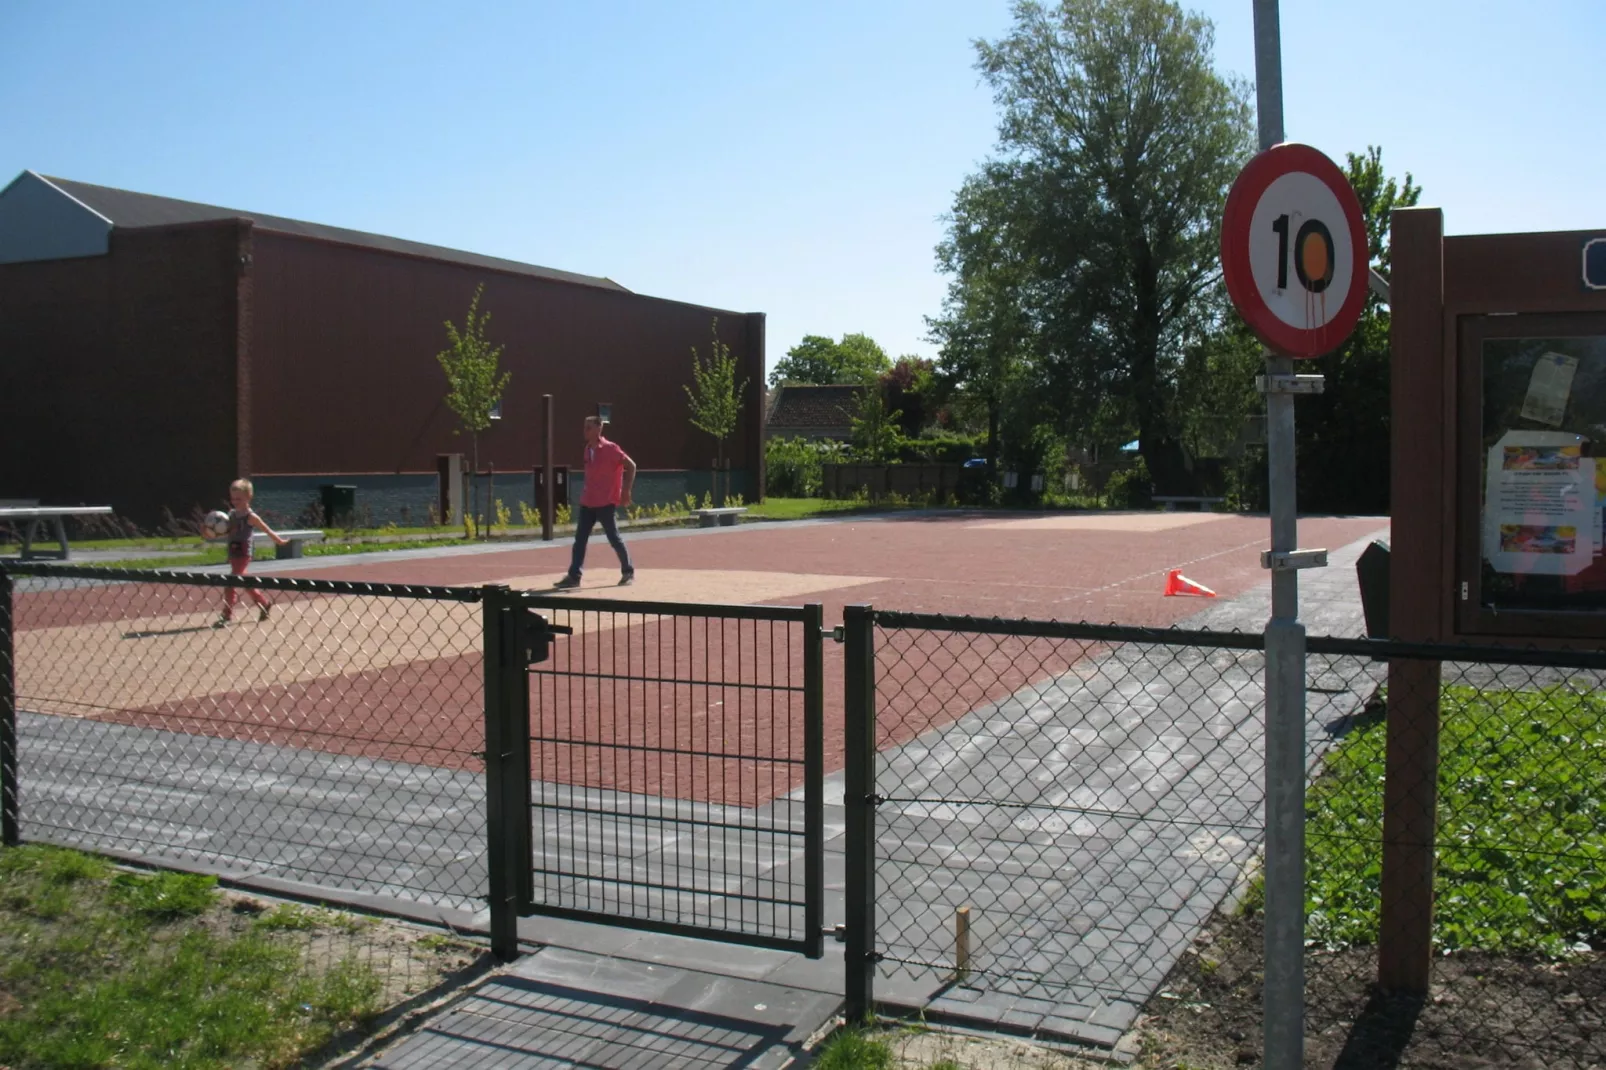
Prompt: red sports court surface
<box><xmin>15</xmin><ymin>513</ymin><xmax>1388</xmax><ymax>806</ymax></box>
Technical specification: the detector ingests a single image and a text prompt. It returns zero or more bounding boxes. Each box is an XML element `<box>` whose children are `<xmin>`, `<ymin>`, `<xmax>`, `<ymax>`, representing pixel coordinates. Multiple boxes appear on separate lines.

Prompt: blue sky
<box><xmin>3</xmin><ymin>1</ymin><xmax>1602</xmax><ymax>376</ymax></box>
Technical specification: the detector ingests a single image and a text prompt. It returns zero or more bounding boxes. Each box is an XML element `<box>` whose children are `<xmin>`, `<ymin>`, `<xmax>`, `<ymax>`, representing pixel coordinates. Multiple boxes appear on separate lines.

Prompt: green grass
<box><xmin>744</xmin><ymin>497</ymin><xmax>898</xmax><ymax>520</ymax></box>
<box><xmin>813</xmin><ymin>1026</ymin><xmax>896</xmax><ymax>1069</ymax></box>
<box><xmin>0</xmin><ymin>844</ymin><xmax>382</xmax><ymax>1069</ymax></box>
<box><xmin>1304</xmin><ymin>683</ymin><xmax>1606</xmax><ymax>956</ymax></box>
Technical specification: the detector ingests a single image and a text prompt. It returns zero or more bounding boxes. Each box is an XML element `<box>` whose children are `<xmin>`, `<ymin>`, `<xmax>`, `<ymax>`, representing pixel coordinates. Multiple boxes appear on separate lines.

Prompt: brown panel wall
<box><xmin>246</xmin><ymin>232</ymin><xmax>765</xmax><ymax>481</ymax></box>
<box><xmin>0</xmin><ymin>222</ymin><xmax>242</xmax><ymax>525</ymax></box>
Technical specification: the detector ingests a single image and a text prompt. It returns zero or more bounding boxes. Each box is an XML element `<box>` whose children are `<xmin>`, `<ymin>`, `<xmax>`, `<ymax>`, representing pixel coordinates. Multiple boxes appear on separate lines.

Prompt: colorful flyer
<box><xmin>1483</xmin><ymin>430</ymin><xmax>1594</xmax><ymax>576</ymax></box>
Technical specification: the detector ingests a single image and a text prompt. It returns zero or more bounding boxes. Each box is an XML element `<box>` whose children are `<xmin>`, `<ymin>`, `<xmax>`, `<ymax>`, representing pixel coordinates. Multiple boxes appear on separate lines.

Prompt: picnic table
<box><xmin>0</xmin><ymin>504</ymin><xmax>115</xmax><ymax>561</ymax></box>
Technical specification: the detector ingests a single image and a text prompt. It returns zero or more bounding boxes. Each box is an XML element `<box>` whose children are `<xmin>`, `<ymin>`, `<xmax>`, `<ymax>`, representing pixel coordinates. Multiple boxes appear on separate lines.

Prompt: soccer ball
<box><xmin>203</xmin><ymin>510</ymin><xmax>231</xmax><ymax>537</ymax></box>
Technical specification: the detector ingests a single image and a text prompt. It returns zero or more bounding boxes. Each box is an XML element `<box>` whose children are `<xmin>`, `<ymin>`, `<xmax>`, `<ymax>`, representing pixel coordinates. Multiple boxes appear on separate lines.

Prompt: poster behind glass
<box><xmin>1480</xmin><ymin>334</ymin><xmax>1606</xmax><ymax>611</ymax></box>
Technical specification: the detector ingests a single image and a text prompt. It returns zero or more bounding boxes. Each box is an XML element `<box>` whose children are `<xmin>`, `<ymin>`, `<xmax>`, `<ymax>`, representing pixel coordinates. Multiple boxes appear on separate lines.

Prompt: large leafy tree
<box><xmin>939</xmin><ymin>0</ymin><xmax>1254</xmax><ymax>492</ymax></box>
<box><xmin>1294</xmin><ymin>146</ymin><xmax>1421</xmax><ymax>514</ymax></box>
<box><xmin>928</xmin><ymin>167</ymin><xmax>1040</xmax><ymax>466</ymax></box>
<box><xmin>769</xmin><ymin>332</ymin><xmax>892</xmax><ymax>387</ymax></box>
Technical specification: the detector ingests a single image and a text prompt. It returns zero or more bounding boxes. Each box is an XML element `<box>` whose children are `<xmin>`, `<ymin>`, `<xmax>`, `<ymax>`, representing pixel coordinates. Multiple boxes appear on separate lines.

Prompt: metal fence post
<box><xmin>1</xmin><ymin>570</ymin><xmax>17</xmax><ymax>847</ymax></box>
<box><xmin>843</xmin><ymin>604</ymin><xmax>877</xmax><ymax>1021</ymax></box>
<box><xmin>542</xmin><ymin>393</ymin><xmax>555</xmax><ymax>542</ymax></box>
<box><xmin>804</xmin><ymin>603</ymin><xmax>825</xmax><ymax>959</ymax></box>
<box><xmin>483</xmin><ymin>585</ymin><xmax>523</xmax><ymax>961</ymax></box>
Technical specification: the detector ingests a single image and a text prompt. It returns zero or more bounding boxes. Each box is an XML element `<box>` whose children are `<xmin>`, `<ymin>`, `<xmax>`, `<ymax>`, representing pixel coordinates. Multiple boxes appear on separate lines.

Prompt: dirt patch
<box><xmin>1133</xmin><ymin>909</ymin><xmax>1606</xmax><ymax>1069</ymax></box>
<box><xmin>835</xmin><ymin>907</ymin><xmax>1604</xmax><ymax>1069</ymax></box>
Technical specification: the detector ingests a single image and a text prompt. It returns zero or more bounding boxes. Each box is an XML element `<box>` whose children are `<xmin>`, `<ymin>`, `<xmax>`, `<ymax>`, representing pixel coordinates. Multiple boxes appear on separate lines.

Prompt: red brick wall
<box><xmin>246</xmin><ymin>232</ymin><xmax>765</xmax><ymax>480</ymax></box>
<box><xmin>0</xmin><ymin>222</ymin><xmax>242</xmax><ymax>525</ymax></box>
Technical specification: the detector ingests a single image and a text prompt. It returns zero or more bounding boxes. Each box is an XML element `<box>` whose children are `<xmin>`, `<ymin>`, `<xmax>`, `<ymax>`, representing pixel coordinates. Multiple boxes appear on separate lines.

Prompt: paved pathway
<box><xmin>864</xmin><ymin>527</ymin><xmax>1389</xmax><ymax>1044</ymax></box>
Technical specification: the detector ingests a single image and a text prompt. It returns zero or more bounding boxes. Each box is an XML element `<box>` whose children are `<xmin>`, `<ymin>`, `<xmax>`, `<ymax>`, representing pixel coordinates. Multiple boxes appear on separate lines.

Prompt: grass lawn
<box><xmin>1304</xmin><ymin>683</ymin><xmax>1606</xmax><ymax>956</ymax></box>
<box><xmin>0</xmin><ymin>844</ymin><xmax>389</xmax><ymax>1069</ymax></box>
<box><xmin>744</xmin><ymin>498</ymin><xmax>903</xmax><ymax>521</ymax></box>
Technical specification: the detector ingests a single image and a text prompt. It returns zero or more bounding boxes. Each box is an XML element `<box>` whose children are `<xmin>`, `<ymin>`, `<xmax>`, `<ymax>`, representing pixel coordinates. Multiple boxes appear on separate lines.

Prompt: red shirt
<box><xmin>580</xmin><ymin>437</ymin><xmax>628</xmax><ymax>507</ymax></box>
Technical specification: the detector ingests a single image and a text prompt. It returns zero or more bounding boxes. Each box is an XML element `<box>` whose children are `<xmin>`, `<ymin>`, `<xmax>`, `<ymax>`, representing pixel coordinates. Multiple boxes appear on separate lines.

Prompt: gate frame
<box><xmin>485</xmin><ymin>587</ymin><xmax>826</xmax><ymax>961</ymax></box>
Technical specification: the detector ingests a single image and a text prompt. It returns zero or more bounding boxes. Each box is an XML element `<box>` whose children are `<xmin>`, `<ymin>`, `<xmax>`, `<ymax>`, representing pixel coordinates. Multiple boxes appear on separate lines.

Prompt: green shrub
<box><xmin>766</xmin><ymin>436</ymin><xmax>839</xmax><ymax>498</ymax></box>
<box><xmin>896</xmin><ymin>430</ymin><xmax>984</xmax><ymax>464</ymax></box>
<box><xmin>1103</xmin><ymin>456</ymin><xmax>1152</xmax><ymax>508</ymax></box>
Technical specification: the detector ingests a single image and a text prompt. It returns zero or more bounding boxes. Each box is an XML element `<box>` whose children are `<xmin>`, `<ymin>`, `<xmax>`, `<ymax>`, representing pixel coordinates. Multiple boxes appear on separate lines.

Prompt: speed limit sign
<box><xmin>1220</xmin><ymin>143</ymin><xmax>1368</xmax><ymax>359</ymax></box>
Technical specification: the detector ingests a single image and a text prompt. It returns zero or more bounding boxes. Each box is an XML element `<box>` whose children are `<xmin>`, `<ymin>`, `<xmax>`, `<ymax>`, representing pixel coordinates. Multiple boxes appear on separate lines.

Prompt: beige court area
<box><xmin>18</xmin><ymin>569</ymin><xmax>881</xmax><ymax>716</ymax></box>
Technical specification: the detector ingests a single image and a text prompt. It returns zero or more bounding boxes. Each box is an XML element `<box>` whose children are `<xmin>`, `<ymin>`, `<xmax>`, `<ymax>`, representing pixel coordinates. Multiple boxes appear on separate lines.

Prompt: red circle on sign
<box><xmin>1220</xmin><ymin>143</ymin><xmax>1368</xmax><ymax>359</ymax></box>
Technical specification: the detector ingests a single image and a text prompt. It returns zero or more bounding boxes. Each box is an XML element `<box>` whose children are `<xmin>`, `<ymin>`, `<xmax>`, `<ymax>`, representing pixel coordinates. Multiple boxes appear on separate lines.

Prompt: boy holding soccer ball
<box><xmin>202</xmin><ymin>478</ymin><xmax>287</xmax><ymax>625</ymax></box>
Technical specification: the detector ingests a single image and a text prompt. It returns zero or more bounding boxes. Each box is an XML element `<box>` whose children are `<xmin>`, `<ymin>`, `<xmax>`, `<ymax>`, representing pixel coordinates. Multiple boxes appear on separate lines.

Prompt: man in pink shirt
<box><xmin>555</xmin><ymin>416</ymin><xmax>637</xmax><ymax>588</ymax></box>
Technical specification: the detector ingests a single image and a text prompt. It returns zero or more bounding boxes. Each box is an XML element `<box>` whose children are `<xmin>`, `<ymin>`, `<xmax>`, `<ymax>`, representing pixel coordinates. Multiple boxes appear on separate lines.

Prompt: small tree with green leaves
<box><xmin>684</xmin><ymin>318</ymin><xmax>749</xmax><ymax>505</ymax></box>
<box><xmin>436</xmin><ymin>283</ymin><xmax>509</xmax><ymax>537</ymax></box>
<box><xmin>850</xmin><ymin>384</ymin><xmax>904</xmax><ymax>466</ymax></box>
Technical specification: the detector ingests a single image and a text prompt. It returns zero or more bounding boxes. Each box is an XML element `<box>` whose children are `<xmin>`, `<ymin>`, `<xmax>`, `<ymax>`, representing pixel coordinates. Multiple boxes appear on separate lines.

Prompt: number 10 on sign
<box><xmin>1221</xmin><ymin>143</ymin><xmax>1368</xmax><ymax>359</ymax></box>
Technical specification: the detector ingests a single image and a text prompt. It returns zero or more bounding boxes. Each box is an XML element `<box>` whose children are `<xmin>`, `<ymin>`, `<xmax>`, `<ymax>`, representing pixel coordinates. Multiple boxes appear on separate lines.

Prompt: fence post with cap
<box><xmin>843</xmin><ymin>603</ymin><xmax>877</xmax><ymax>1021</ymax></box>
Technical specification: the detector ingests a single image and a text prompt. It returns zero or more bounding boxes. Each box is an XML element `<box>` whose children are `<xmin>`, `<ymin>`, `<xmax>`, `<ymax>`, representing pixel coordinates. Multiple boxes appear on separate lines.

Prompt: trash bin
<box><xmin>320</xmin><ymin>484</ymin><xmax>357</xmax><ymax>527</ymax></box>
<box><xmin>1356</xmin><ymin>539</ymin><xmax>1391</xmax><ymax>639</ymax></box>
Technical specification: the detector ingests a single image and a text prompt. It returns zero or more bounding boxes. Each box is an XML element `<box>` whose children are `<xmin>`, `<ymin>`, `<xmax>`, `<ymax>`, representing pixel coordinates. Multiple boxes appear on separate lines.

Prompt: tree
<box><xmin>883</xmin><ymin>356</ymin><xmax>935</xmax><ymax>437</ymax></box>
<box><xmin>684</xmin><ymin>318</ymin><xmax>750</xmax><ymax>506</ymax></box>
<box><xmin>850</xmin><ymin>383</ymin><xmax>903</xmax><ymax>465</ymax></box>
<box><xmin>928</xmin><ymin>166</ymin><xmax>1040</xmax><ymax>466</ymax></box>
<box><xmin>1294</xmin><ymin>146</ymin><xmax>1422</xmax><ymax>514</ymax></box>
<box><xmin>436</xmin><ymin>283</ymin><xmax>509</xmax><ymax>536</ymax></box>
<box><xmin>768</xmin><ymin>333</ymin><xmax>893</xmax><ymax>387</ymax></box>
<box><xmin>938</xmin><ymin>0</ymin><xmax>1254</xmax><ymax>493</ymax></box>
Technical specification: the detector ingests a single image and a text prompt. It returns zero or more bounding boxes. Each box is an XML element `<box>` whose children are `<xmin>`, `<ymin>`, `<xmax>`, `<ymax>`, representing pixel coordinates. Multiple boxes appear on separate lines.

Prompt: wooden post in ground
<box><xmin>1378</xmin><ymin>206</ymin><xmax>1447</xmax><ymax>992</ymax></box>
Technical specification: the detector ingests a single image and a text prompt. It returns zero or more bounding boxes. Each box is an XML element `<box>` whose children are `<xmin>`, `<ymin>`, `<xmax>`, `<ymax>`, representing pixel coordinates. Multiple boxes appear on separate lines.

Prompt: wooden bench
<box><xmin>692</xmin><ymin>507</ymin><xmax>748</xmax><ymax>528</ymax></box>
<box><xmin>0</xmin><ymin>505</ymin><xmax>115</xmax><ymax>561</ymax></box>
<box><xmin>1152</xmin><ymin>495</ymin><xmax>1226</xmax><ymax>512</ymax></box>
<box><xmin>251</xmin><ymin>529</ymin><xmax>327</xmax><ymax>559</ymax></box>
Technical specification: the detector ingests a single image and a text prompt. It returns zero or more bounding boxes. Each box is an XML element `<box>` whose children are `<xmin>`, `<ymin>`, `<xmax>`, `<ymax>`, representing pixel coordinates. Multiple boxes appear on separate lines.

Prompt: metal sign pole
<box><xmin>1252</xmin><ymin>4</ymin><xmax>1311</xmax><ymax>1068</ymax></box>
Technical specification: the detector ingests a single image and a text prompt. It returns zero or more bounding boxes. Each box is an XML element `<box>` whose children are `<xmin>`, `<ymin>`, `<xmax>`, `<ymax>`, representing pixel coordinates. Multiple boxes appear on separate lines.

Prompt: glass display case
<box><xmin>1458</xmin><ymin>313</ymin><xmax>1606</xmax><ymax>635</ymax></box>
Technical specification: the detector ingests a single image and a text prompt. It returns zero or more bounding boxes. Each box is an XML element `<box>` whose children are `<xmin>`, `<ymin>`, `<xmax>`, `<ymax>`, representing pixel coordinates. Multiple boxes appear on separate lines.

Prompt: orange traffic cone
<box><xmin>1164</xmin><ymin>568</ymin><xmax>1217</xmax><ymax>598</ymax></box>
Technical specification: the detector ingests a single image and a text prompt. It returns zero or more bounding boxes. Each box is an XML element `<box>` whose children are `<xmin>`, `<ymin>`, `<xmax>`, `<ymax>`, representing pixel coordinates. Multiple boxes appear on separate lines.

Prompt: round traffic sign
<box><xmin>1220</xmin><ymin>143</ymin><xmax>1368</xmax><ymax>359</ymax></box>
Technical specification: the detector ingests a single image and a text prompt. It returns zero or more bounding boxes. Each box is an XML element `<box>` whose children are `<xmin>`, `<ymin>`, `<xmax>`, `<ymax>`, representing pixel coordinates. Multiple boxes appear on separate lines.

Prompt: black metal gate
<box><xmin>484</xmin><ymin>586</ymin><xmax>824</xmax><ymax>959</ymax></box>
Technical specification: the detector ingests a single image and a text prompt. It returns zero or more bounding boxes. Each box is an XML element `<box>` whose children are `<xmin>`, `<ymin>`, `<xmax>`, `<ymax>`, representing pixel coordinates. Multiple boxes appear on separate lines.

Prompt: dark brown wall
<box><xmin>246</xmin><ymin>232</ymin><xmax>765</xmax><ymax>479</ymax></box>
<box><xmin>0</xmin><ymin>222</ymin><xmax>242</xmax><ymax>524</ymax></box>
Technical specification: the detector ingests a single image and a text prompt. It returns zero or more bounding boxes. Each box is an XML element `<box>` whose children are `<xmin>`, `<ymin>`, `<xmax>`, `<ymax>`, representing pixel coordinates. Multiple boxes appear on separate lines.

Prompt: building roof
<box><xmin>766</xmin><ymin>384</ymin><xmax>867</xmax><ymax>435</ymax></box>
<box><xmin>33</xmin><ymin>173</ymin><xmax>630</xmax><ymax>293</ymax></box>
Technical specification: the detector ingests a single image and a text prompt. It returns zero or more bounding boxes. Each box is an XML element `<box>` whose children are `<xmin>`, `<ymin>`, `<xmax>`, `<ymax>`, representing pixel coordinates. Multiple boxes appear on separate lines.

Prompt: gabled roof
<box><xmin>767</xmin><ymin>384</ymin><xmax>868</xmax><ymax>433</ymax></box>
<box><xmin>28</xmin><ymin>173</ymin><xmax>629</xmax><ymax>292</ymax></box>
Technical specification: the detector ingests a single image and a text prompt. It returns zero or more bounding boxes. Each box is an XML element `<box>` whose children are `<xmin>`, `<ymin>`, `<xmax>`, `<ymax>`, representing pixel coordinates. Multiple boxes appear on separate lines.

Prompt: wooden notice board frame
<box><xmin>1390</xmin><ymin>209</ymin><xmax>1606</xmax><ymax>647</ymax></box>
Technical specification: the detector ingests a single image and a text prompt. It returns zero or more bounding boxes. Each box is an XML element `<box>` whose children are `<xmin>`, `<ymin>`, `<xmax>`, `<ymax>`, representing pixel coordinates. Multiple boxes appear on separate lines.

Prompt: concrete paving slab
<box><xmin>363</xmin><ymin>946</ymin><xmax>838</xmax><ymax>1069</ymax></box>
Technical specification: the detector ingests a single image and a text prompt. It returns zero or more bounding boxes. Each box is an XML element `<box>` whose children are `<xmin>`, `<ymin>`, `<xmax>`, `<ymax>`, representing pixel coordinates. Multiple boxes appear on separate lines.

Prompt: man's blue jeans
<box><xmin>568</xmin><ymin>504</ymin><xmax>633</xmax><ymax>578</ymax></box>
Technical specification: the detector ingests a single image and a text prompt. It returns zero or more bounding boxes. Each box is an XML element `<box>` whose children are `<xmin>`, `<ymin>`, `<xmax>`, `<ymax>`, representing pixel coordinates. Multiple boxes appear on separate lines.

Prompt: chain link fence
<box><xmin>850</xmin><ymin>611</ymin><xmax>1606</xmax><ymax>1066</ymax></box>
<box><xmin>1</xmin><ymin>564</ymin><xmax>493</xmax><ymax>1014</ymax></box>
<box><xmin>1295</xmin><ymin>644</ymin><xmax>1606</xmax><ymax>1068</ymax></box>
<box><xmin>5</xmin><ymin>563</ymin><xmax>1603</xmax><ymax>1064</ymax></box>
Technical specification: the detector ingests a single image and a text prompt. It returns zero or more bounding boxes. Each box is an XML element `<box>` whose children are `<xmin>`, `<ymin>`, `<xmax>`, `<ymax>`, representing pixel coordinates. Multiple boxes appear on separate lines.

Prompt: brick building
<box><xmin>0</xmin><ymin>171</ymin><xmax>766</xmax><ymax>526</ymax></box>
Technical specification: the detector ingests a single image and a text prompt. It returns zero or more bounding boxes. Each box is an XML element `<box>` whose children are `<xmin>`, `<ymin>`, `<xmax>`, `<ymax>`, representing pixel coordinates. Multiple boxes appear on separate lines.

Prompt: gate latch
<box><xmin>519</xmin><ymin>609</ymin><xmax>573</xmax><ymax>665</ymax></box>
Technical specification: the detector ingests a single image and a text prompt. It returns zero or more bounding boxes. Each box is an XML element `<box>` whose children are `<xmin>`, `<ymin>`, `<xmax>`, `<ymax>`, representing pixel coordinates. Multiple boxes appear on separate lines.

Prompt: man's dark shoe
<box><xmin>618</xmin><ymin>573</ymin><xmax>635</xmax><ymax>586</ymax></box>
<box><xmin>554</xmin><ymin>574</ymin><xmax>581</xmax><ymax>590</ymax></box>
